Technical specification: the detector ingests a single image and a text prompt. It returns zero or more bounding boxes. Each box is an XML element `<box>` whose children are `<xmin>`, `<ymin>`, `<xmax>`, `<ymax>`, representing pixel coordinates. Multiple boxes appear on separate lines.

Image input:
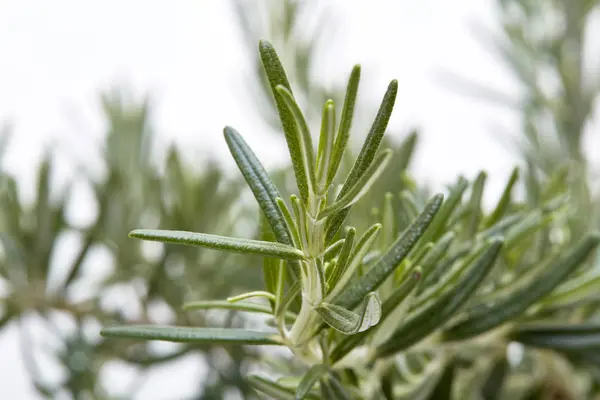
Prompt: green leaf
<box><xmin>227</xmin><ymin>291</ymin><xmax>277</xmax><ymax>303</ymax></box>
<box><xmin>223</xmin><ymin>126</ymin><xmax>293</xmax><ymax>246</ymax></box>
<box><xmin>414</xmin><ymin>240</ymin><xmax>491</xmax><ymax>309</ymax></box>
<box><xmin>276</xmin><ymin>197</ymin><xmax>302</xmax><ymax>247</ymax></box>
<box><xmin>325</xmin><ymin>79</ymin><xmax>399</xmax><ymax>242</ymax></box>
<box><xmin>541</xmin><ymin>163</ymin><xmax>570</xmax><ymax>200</ymax></box>
<box><xmin>511</xmin><ymin>324</ymin><xmax>600</xmax><ymax>351</ymax></box>
<box><xmin>259</xmin><ymin>40</ymin><xmax>310</xmax><ymax>202</ymax></box>
<box><xmin>396</xmin><ymin>242</ymin><xmax>432</xmax><ymax>281</ymax></box>
<box><xmin>261</xmin><ymin>213</ymin><xmax>279</xmax><ymax>302</ymax></box>
<box><xmin>443</xmin><ymin>233</ymin><xmax>600</xmax><ymax>341</ymax></box>
<box><xmin>129</xmin><ymin>229</ymin><xmax>306</xmax><ymax>261</ymax></box>
<box><xmin>541</xmin><ymin>271</ymin><xmax>600</xmax><ymax>308</ymax></box>
<box><xmin>316</xmin><ymin>292</ymin><xmax>381</xmax><ymax>334</ymax></box>
<box><xmin>399</xmin><ymin>190</ymin><xmax>419</xmax><ymax>221</ymax></box>
<box><xmin>502</xmin><ymin>209</ymin><xmax>553</xmax><ymax>251</ymax></box>
<box><xmin>382</xmin><ymin>268</ymin><xmax>423</xmax><ymax>319</ymax></box>
<box><xmin>485</xmin><ymin>167</ymin><xmax>519</xmax><ymax>228</ymax></box>
<box><xmin>275</xmin><ymin>257</ymin><xmax>287</xmax><ymax>314</ymax></box>
<box><xmin>327</xmin><ymin>224</ymin><xmax>381</xmax><ymax>299</ymax></box>
<box><xmin>276</xmin><ymin>280</ymin><xmax>301</xmax><ymax>319</ymax></box>
<box><xmin>296</xmin><ymin>365</ymin><xmax>327</xmax><ymax>400</ymax></box>
<box><xmin>334</xmin><ymin>194</ymin><xmax>444</xmax><ymax>311</ymax></box>
<box><xmin>371</xmin><ymin>268</ymin><xmax>422</xmax><ymax>347</ymax></box>
<box><xmin>224</xmin><ymin>127</ymin><xmax>301</xmax><ymax>286</ymax></box>
<box><xmin>382</xmin><ymin>192</ymin><xmax>397</xmax><ymax>248</ymax></box>
<box><xmin>275</xmin><ymin>85</ymin><xmax>317</xmax><ymax>195</ymax></box>
<box><xmin>326</xmin><ymin>228</ymin><xmax>356</xmax><ymax>290</ymax></box>
<box><xmin>374</xmin><ymin>238</ymin><xmax>503</xmax><ymax>357</ymax></box>
<box><xmin>327</xmin><ymin>65</ymin><xmax>361</xmax><ymax>187</ymax></box>
<box><xmin>417</xmin><ymin>177</ymin><xmax>468</xmax><ymax>247</ymax></box>
<box><xmin>100</xmin><ymin>326</ymin><xmax>282</xmax><ymax>345</ymax></box>
<box><xmin>323</xmin><ymin>238</ymin><xmax>345</xmax><ymax>262</ymax></box>
<box><xmin>419</xmin><ymin>232</ymin><xmax>456</xmax><ymax>276</ymax></box>
<box><xmin>291</xmin><ymin>194</ymin><xmax>308</xmax><ymax>249</ymax></box>
<box><xmin>395</xmin><ymin>130</ymin><xmax>419</xmax><ymax>172</ymax></box>
<box><xmin>183</xmin><ymin>300</ymin><xmax>273</xmax><ymax>314</ymax></box>
<box><xmin>316</xmin><ymin>100</ymin><xmax>336</xmax><ymax>191</ymax></box>
<box><xmin>318</xmin><ymin>149</ymin><xmax>392</xmax><ymax>220</ymax></box>
<box><xmin>464</xmin><ymin>171</ymin><xmax>487</xmax><ymax>238</ymax></box>
<box><xmin>182</xmin><ymin>300</ymin><xmax>297</xmax><ymax>324</ymax></box>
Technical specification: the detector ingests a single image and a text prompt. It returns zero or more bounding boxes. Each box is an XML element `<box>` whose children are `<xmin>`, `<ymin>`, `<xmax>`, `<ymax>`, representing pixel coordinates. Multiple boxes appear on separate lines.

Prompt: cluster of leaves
<box><xmin>233</xmin><ymin>0</ymin><xmax>423</xmax><ymax>237</ymax></box>
<box><xmin>101</xmin><ymin>41</ymin><xmax>600</xmax><ymax>399</ymax></box>
<box><xmin>0</xmin><ymin>92</ymin><xmax>264</xmax><ymax>399</ymax></box>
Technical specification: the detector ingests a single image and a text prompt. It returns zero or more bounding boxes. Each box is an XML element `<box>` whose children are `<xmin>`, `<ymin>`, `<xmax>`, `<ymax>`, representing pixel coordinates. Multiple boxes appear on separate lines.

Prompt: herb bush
<box><xmin>101</xmin><ymin>41</ymin><xmax>600</xmax><ymax>399</ymax></box>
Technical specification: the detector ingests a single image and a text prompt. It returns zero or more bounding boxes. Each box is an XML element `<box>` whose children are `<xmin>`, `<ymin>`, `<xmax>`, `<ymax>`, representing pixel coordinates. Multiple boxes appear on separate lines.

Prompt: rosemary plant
<box><xmin>101</xmin><ymin>41</ymin><xmax>600</xmax><ymax>399</ymax></box>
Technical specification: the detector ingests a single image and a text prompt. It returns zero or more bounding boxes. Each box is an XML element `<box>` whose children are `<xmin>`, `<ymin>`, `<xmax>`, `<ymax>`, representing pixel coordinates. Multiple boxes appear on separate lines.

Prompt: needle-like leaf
<box><xmin>183</xmin><ymin>300</ymin><xmax>273</xmax><ymax>314</ymax></box>
<box><xmin>326</xmin><ymin>79</ymin><xmax>399</xmax><ymax>242</ymax></box>
<box><xmin>334</xmin><ymin>194</ymin><xmax>443</xmax><ymax>311</ymax></box>
<box><xmin>327</xmin><ymin>224</ymin><xmax>381</xmax><ymax>299</ymax></box>
<box><xmin>318</xmin><ymin>150</ymin><xmax>392</xmax><ymax>220</ymax></box>
<box><xmin>224</xmin><ymin>126</ymin><xmax>293</xmax><ymax>246</ymax></box>
<box><xmin>374</xmin><ymin>238</ymin><xmax>503</xmax><ymax>357</ymax></box>
<box><xmin>326</xmin><ymin>228</ymin><xmax>356</xmax><ymax>290</ymax></box>
<box><xmin>485</xmin><ymin>167</ymin><xmax>519</xmax><ymax>228</ymax></box>
<box><xmin>443</xmin><ymin>233</ymin><xmax>600</xmax><ymax>341</ymax></box>
<box><xmin>371</xmin><ymin>268</ymin><xmax>422</xmax><ymax>347</ymax></box>
<box><xmin>417</xmin><ymin>177</ymin><xmax>468</xmax><ymax>247</ymax></box>
<box><xmin>101</xmin><ymin>326</ymin><xmax>282</xmax><ymax>345</ymax></box>
<box><xmin>276</xmin><ymin>85</ymin><xmax>317</xmax><ymax>196</ymax></box>
<box><xmin>259</xmin><ymin>40</ymin><xmax>310</xmax><ymax>202</ymax></box>
<box><xmin>227</xmin><ymin>291</ymin><xmax>277</xmax><ymax>303</ymax></box>
<box><xmin>316</xmin><ymin>100</ymin><xmax>336</xmax><ymax>191</ymax></box>
<box><xmin>129</xmin><ymin>229</ymin><xmax>306</xmax><ymax>261</ymax></box>
<box><xmin>511</xmin><ymin>323</ymin><xmax>600</xmax><ymax>351</ymax></box>
<box><xmin>327</xmin><ymin>65</ymin><xmax>361</xmax><ymax>186</ymax></box>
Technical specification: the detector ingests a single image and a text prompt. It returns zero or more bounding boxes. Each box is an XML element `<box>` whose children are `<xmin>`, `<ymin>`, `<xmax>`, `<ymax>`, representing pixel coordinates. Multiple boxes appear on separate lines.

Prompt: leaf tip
<box><xmin>432</xmin><ymin>193</ymin><xmax>445</xmax><ymax>207</ymax></box>
<box><xmin>258</xmin><ymin>39</ymin><xmax>272</xmax><ymax>51</ymax></box>
<box><xmin>128</xmin><ymin>229</ymin><xmax>143</xmax><ymax>239</ymax></box>
<box><xmin>99</xmin><ymin>326</ymin><xmax>117</xmax><ymax>337</ymax></box>
<box><xmin>223</xmin><ymin>125</ymin><xmax>237</xmax><ymax>137</ymax></box>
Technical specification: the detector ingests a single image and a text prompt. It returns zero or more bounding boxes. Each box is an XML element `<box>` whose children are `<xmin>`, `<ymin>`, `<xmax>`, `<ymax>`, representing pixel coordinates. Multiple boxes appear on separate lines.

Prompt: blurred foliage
<box><xmin>0</xmin><ymin>91</ymin><xmax>264</xmax><ymax>399</ymax></box>
<box><xmin>442</xmin><ymin>0</ymin><xmax>600</xmax><ymax>397</ymax></box>
<box><xmin>443</xmin><ymin>0</ymin><xmax>600</xmax><ymax>235</ymax></box>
